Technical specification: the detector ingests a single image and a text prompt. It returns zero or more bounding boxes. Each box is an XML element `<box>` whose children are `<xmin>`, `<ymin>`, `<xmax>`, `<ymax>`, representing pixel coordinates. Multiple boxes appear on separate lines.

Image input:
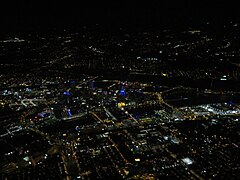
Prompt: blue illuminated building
<box><xmin>90</xmin><ymin>80</ymin><xmax>95</xmax><ymax>92</ymax></box>
<box><xmin>119</xmin><ymin>86</ymin><xmax>126</xmax><ymax>96</ymax></box>
<box><xmin>64</xmin><ymin>91</ymin><xmax>71</xmax><ymax>96</ymax></box>
<box><xmin>67</xmin><ymin>109</ymin><xmax>72</xmax><ymax>117</ymax></box>
<box><xmin>38</xmin><ymin>112</ymin><xmax>46</xmax><ymax>118</ymax></box>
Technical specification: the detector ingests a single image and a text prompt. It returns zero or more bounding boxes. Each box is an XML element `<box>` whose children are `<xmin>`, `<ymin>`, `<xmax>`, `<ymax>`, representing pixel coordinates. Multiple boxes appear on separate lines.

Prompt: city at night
<box><xmin>0</xmin><ymin>1</ymin><xmax>240</xmax><ymax>179</ymax></box>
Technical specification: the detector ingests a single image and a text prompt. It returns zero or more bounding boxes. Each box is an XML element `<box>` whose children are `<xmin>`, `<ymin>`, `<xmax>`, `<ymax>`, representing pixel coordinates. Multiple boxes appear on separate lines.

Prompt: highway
<box><xmin>103</xmin><ymin>106</ymin><xmax>117</xmax><ymax>121</ymax></box>
<box><xmin>62</xmin><ymin>112</ymin><xmax>87</xmax><ymax>121</ymax></box>
<box><xmin>20</xmin><ymin>99</ymin><xmax>46</xmax><ymax>107</ymax></box>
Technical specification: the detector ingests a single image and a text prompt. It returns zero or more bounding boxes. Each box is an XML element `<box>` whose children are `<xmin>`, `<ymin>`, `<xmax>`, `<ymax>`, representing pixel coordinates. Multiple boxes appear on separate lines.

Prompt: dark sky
<box><xmin>0</xmin><ymin>0</ymin><xmax>239</xmax><ymax>31</ymax></box>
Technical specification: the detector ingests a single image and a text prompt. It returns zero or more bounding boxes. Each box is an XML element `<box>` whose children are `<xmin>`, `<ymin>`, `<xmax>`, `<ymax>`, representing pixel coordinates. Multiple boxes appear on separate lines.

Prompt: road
<box><xmin>62</xmin><ymin>112</ymin><xmax>87</xmax><ymax>121</ymax></box>
<box><xmin>20</xmin><ymin>98</ymin><xmax>46</xmax><ymax>107</ymax></box>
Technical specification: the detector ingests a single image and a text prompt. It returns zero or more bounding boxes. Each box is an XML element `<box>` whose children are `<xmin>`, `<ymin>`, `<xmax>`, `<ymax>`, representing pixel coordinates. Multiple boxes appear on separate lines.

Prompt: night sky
<box><xmin>0</xmin><ymin>0</ymin><xmax>239</xmax><ymax>31</ymax></box>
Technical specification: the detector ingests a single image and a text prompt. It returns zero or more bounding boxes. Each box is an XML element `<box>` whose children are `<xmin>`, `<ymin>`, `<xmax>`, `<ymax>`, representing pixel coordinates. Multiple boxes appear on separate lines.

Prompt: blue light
<box><xmin>64</xmin><ymin>92</ymin><xmax>70</xmax><ymax>96</ymax></box>
<box><xmin>38</xmin><ymin>113</ymin><xmax>46</xmax><ymax>117</ymax></box>
<box><xmin>120</xmin><ymin>89</ymin><xmax>125</xmax><ymax>95</ymax></box>
<box><xmin>120</xmin><ymin>86</ymin><xmax>126</xmax><ymax>96</ymax></box>
<box><xmin>67</xmin><ymin>109</ymin><xmax>72</xmax><ymax>117</ymax></box>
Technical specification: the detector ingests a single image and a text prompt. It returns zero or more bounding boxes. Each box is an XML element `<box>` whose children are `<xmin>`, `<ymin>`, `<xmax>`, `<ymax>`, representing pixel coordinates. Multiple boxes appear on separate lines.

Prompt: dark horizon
<box><xmin>1</xmin><ymin>1</ymin><xmax>239</xmax><ymax>32</ymax></box>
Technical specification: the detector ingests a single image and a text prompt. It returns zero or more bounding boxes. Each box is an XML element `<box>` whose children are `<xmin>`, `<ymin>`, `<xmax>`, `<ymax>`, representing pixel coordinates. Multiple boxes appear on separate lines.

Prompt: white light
<box><xmin>135</xmin><ymin>158</ymin><xmax>140</xmax><ymax>162</ymax></box>
<box><xmin>182</xmin><ymin>157</ymin><xmax>193</xmax><ymax>165</ymax></box>
<box><xmin>23</xmin><ymin>156</ymin><xmax>29</xmax><ymax>161</ymax></box>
